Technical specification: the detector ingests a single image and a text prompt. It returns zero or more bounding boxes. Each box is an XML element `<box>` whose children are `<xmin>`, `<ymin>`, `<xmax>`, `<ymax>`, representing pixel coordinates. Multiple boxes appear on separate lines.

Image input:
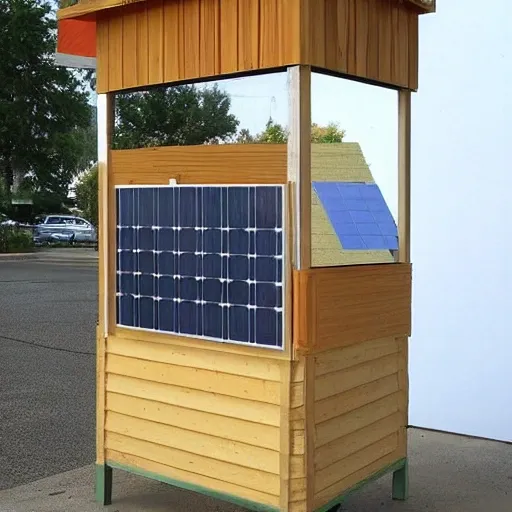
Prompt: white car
<box><xmin>0</xmin><ymin>213</ymin><xmax>17</xmax><ymax>226</ymax></box>
<box><xmin>33</xmin><ymin>214</ymin><xmax>97</xmax><ymax>244</ymax></box>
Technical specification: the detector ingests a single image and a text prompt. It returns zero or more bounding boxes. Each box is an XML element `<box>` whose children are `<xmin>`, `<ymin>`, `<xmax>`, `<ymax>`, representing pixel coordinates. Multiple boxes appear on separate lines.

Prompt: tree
<box><xmin>236</xmin><ymin>118</ymin><xmax>345</xmax><ymax>144</ymax></box>
<box><xmin>74</xmin><ymin>165</ymin><xmax>98</xmax><ymax>226</ymax></box>
<box><xmin>0</xmin><ymin>0</ymin><xmax>93</xmax><ymax>203</ymax></box>
<box><xmin>114</xmin><ymin>85</ymin><xmax>240</xmax><ymax>149</ymax></box>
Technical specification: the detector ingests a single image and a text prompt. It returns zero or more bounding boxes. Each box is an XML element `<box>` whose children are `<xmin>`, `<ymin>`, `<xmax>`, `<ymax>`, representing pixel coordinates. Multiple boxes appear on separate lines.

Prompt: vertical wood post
<box><xmin>398</xmin><ymin>89</ymin><xmax>412</xmax><ymax>264</ymax></box>
<box><xmin>97</xmin><ymin>93</ymin><xmax>115</xmax><ymax>337</ymax></box>
<box><xmin>287</xmin><ymin>65</ymin><xmax>312</xmax><ymax>270</ymax></box>
<box><xmin>96</xmin><ymin>93</ymin><xmax>114</xmax><ymax>502</ymax></box>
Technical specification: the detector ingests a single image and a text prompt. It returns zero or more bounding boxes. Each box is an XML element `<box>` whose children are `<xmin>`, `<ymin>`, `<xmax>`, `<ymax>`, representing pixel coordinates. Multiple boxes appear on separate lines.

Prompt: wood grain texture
<box><xmin>93</xmin><ymin>0</ymin><xmax>421</xmax><ymax>92</ymax></box>
<box><xmin>110</xmin><ymin>143</ymin><xmax>287</xmax><ymax>185</ymax></box>
<box><xmin>106</xmin><ymin>449</ymin><xmax>280</xmax><ymax>506</ymax></box>
<box><xmin>310</xmin><ymin>337</ymin><xmax>407</xmax><ymax>509</ymax></box>
<box><xmin>293</xmin><ymin>264</ymin><xmax>412</xmax><ymax>354</ymax></box>
<box><xmin>308</xmin><ymin>0</ymin><xmax>420</xmax><ymax>90</ymax></box>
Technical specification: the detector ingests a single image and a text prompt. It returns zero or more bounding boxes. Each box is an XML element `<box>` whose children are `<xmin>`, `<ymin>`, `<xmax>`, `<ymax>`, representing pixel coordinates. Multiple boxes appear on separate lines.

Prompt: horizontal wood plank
<box><xmin>106</xmin><ymin>411</ymin><xmax>280</xmax><ymax>474</ymax></box>
<box><xmin>106</xmin><ymin>354</ymin><xmax>281</xmax><ymax>404</ymax></box>
<box><xmin>106</xmin><ymin>373</ymin><xmax>281</xmax><ymax>426</ymax></box>
<box><xmin>106</xmin><ymin>392</ymin><xmax>280</xmax><ymax>450</ymax></box>
<box><xmin>315</xmin><ymin>337</ymin><xmax>399</xmax><ymax>377</ymax></box>
<box><xmin>315</xmin><ymin>353</ymin><xmax>399</xmax><ymax>401</ymax></box>
<box><xmin>110</xmin><ymin>144</ymin><xmax>287</xmax><ymax>184</ymax></box>
<box><xmin>315</xmin><ymin>411</ymin><xmax>402</xmax><ymax>470</ymax></box>
<box><xmin>293</xmin><ymin>264</ymin><xmax>412</xmax><ymax>353</ymax></box>
<box><xmin>106</xmin><ymin>431</ymin><xmax>280</xmax><ymax>495</ymax></box>
<box><xmin>107</xmin><ymin>335</ymin><xmax>282</xmax><ymax>381</ymax></box>
<box><xmin>315</xmin><ymin>373</ymin><xmax>399</xmax><ymax>424</ymax></box>
<box><xmin>106</xmin><ymin>449</ymin><xmax>280</xmax><ymax>507</ymax></box>
<box><xmin>314</xmin><ymin>433</ymin><xmax>399</xmax><ymax>494</ymax></box>
<box><xmin>316</xmin><ymin>392</ymin><xmax>401</xmax><ymax>447</ymax></box>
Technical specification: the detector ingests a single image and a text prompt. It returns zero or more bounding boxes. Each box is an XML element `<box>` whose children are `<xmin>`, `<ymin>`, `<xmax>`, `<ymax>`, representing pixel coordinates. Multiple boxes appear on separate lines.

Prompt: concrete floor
<box><xmin>0</xmin><ymin>429</ymin><xmax>510</xmax><ymax>512</ymax></box>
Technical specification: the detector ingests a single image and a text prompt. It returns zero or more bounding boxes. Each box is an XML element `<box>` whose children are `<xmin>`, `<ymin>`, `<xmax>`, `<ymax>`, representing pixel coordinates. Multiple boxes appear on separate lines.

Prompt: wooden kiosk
<box><xmin>58</xmin><ymin>1</ymin><xmax>435</xmax><ymax>510</ymax></box>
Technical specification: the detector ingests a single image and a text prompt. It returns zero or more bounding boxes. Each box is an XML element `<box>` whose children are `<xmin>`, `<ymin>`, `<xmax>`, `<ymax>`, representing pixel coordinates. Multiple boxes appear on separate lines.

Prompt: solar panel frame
<box><xmin>115</xmin><ymin>183</ymin><xmax>287</xmax><ymax>351</ymax></box>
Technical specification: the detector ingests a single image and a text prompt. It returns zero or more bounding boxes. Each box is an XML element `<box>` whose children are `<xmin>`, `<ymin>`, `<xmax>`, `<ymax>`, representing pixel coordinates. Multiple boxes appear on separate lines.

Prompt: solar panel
<box><xmin>313</xmin><ymin>181</ymin><xmax>398</xmax><ymax>251</ymax></box>
<box><xmin>115</xmin><ymin>185</ymin><xmax>286</xmax><ymax>350</ymax></box>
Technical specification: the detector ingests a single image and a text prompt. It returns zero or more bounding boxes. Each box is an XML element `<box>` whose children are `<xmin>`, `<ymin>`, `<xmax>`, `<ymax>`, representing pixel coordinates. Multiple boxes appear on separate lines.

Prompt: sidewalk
<box><xmin>0</xmin><ymin>429</ymin><xmax>510</xmax><ymax>512</ymax></box>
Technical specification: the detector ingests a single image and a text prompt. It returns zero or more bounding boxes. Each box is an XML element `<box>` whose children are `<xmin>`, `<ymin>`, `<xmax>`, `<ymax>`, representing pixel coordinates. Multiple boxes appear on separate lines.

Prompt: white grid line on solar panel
<box><xmin>115</xmin><ymin>293</ymin><xmax>283</xmax><ymax>311</ymax></box>
<box><xmin>116</xmin><ymin>270</ymin><xmax>281</xmax><ymax>285</ymax></box>
<box><xmin>115</xmin><ymin>184</ymin><xmax>286</xmax><ymax>350</ymax></box>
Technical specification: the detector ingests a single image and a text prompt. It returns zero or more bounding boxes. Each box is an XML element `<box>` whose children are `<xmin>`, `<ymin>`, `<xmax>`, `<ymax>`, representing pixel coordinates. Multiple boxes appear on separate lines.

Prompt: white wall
<box><xmin>410</xmin><ymin>0</ymin><xmax>512</xmax><ymax>442</ymax></box>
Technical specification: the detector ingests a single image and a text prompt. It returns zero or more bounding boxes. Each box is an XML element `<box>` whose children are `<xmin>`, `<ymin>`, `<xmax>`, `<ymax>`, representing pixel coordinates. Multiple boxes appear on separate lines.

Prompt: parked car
<box><xmin>0</xmin><ymin>213</ymin><xmax>17</xmax><ymax>226</ymax></box>
<box><xmin>33</xmin><ymin>214</ymin><xmax>98</xmax><ymax>245</ymax></box>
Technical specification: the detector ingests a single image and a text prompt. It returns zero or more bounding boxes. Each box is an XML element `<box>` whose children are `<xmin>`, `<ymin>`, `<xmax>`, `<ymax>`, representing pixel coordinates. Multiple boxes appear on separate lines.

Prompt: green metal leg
<box><xmin>392</xmin><ymin>459</ymin><xmax>408</xmax><ymax>500</ymax></box>
<box><xmin>96</xmin><ymin>464</ymin><xmax>113</xmax><ymax>506</ymax></box>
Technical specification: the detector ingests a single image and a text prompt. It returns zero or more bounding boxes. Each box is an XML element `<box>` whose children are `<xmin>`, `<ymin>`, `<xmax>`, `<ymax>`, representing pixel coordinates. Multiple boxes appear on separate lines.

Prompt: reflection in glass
<box><xmin>310</xmin><ymin>72</ymin><xmax>398</xmax><ymax>267</ymax></box>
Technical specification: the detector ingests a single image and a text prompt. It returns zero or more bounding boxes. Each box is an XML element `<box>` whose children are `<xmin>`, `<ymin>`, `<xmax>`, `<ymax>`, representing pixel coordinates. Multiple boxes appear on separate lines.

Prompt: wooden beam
<box><xmin>287</xmin><ymin>65</ymin><xmax>312</xmax><ymax>271</ymax></box>
<box><xmin>97</xmin><ymin>93</ymin><xmax>114</xmax><ymax>338</ymax></box>
<box><xmin>397</xmin><ymin>89</ymin><xmax>411</xmax><ymax>264</ymax></box>
<box><xmin>57</xmin><ymin>0</ymin><xmax>147</xmax><ymax>20</ymax></box>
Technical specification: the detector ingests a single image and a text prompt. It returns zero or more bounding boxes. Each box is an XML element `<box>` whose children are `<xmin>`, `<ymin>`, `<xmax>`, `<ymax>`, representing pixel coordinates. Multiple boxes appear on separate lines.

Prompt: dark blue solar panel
<box><xmin>313</xmin><ymin>181</ymin><xmax>398</xmax><ymax>251</ymax></box>
<box><xmin>116</xmin><ymin>185</ymin><xmax>285</xmax><ymax>349</ymax></box>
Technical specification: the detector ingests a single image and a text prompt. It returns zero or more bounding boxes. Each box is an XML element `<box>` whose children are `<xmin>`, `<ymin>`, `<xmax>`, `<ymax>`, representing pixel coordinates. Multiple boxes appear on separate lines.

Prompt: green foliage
<box><xmin>0</xmin><ymin>226</ymin><xmax>33</xmax><ymax>253</ymax></box>
<box><xmin>74</xmin><ymin>165</ymin><xmax>98</xmax><ymax>226</ymax></box>
<box><xmin>114</xmin><ymin>85</ymin><xmax>240</xmax><ymax>149</ymax></box>
<box><xmin>235</xmin><ymin>118</ymin><xmax>346</xmax><ymax>144</ymax></box>
<box><xmin>0</xmin><ymin>0</ymin><xmax>94</xmax><ymax>202</ymax></box>
<box><xmin>311</xmin><ymin>122</ymin><xmax>345</xmax><ymax>143</ymax></box>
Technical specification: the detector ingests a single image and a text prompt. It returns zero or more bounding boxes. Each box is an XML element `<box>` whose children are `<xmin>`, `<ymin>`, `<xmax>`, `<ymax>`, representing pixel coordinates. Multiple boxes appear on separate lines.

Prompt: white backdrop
<box><xmin>410</xmin><ymin>0</ymin><xmax>512</xmax><ymax>442</ymax></box>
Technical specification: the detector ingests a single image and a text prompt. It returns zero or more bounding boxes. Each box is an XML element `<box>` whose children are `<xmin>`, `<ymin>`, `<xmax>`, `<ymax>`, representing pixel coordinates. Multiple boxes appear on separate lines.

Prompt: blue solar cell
<box><xmin>341</xmin><ymin>235</ymin><xmax>367</xmax><ymax>250</ymax></box>
<box><xmin>116</xmin><ymin>185</ymin><xmax>285</xmax><ymax>350</ymax></box>
<box><xmin>313</xmin><ymin>181</ymin><xmax>398</xmax><ymax>252</ymax></box>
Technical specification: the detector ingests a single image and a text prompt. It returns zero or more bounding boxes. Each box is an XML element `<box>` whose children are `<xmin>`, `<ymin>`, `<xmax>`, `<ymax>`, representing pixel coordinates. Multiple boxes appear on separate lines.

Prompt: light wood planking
<box><xmin>96</xmin><ymin>328</ymin><xmax>106</xmax><ymax>464</ymax></box>
<box><xmin>91</xmin><ymin>0</ymin><xmax>422</xmax><ymax>92</ymax></box>
<box><xmin>315</xmin><ymin>337</ymin><xmax>399</xmax><ymax>377</ymax></box>
<box><xmin>315</xmin><ymin>373</ymin><xmax>399</xmax><ymax>424</ymax></box>
<box><xmin>106</xmin><ymin>411</ymin><xmax>280</xmax><ymax>473</ymax></box>
<box><xmin>147</xmin><ymin>0</ymin><xmax>164</xmax><ymax>84</ymax></box>
<box><xmin>106</xmin><ymin>449</ymin><xmax>280</xmax><ymax>507</ymax></box>
<box><xmin>315</xmin><ymin>393</ymin><xmax>401</xmax><ymax>447</ymax></box>
<box><xmin>200</xmin><ymin>0</ymin><xmax>220</xmax><ymax>76</ymax></box>
<box><xmin>397</xmin><ymin>336</ymin><xmax>409</xmax><ymax>457</ymax></box>
<box><xmin>315</xmin><ymin>353</ymin><xmax>400</xmax><ymax>402</ymax></box>
<box><xmin>107</xmin><ymin>335</ymin><xmax>282</xmax><ymax>381</ymax></box>
<box><xmin>280</xmin><ymin>362</ymin><xmax>292</xmax><ymax>511</ymax></box>
<box><xmin>110</xmin><ymin>143</ymin><xmax>287</xmax><ymax>185</ymax></box>
<box><xmin>315</xmin><ymin>412</ymin><xmax>402</xmax><ymax>470</ymax></box>
<box><xmin>315</xmin><ymin>433</ymin><xmax>398</xmax><ymax>494</ymax></box>
<box><xmin>313</xmin><ymin>448</ymin><xmax>403</xmax><ymax>507</ymax></box>
<box><xmin>106</xmin><ymin>431</ymin><xmax>280</xmax><ymax>495</ymax></box>
<box><xmin>114</xmin><ymin>327</ymin><xmax>290</xmax><ymax>360</ymax></box>
<box><xmin>106</xmin><ymin>392</ymin><xmax>280</xmax><ymax>450</ymax></box>
<box><xmin>106</xmin><ymin>373</ymin><xmax>281</xmax><ymax>426</ymax></box>
<box><xmin>293</xmin><ymin>264</ymin><xmax>412</xmax><ymax>354</ymax></box>
<box><xmin>121</xmin><ymin>6</ymin><xmax>138</xmax><ymax>89</ymax></box>
<box><xmin>106</xmin><ymin>354</ymin><xmax>281</xmax><ymax>404</ymax></box>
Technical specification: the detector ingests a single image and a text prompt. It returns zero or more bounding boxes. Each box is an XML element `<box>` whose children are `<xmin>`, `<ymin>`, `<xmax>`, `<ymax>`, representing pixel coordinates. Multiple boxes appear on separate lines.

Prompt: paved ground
<box><xmin>0</xmin><ymin>260</ymin><xmax>97</xmax><ymax>490</ymax></box>
<box><xmin>1</xmin><ymin>258</ymin><xmax>511</xmax><ymax>511</ymax></box>
<box><xmin>0</xmin><ymin>429</ymin><xmax>510</xmax><ymax>512</ymax></box>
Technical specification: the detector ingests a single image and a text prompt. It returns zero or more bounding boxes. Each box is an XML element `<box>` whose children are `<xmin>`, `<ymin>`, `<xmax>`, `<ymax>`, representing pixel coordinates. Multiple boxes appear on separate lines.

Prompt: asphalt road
<box><xmin>0</xmin><ymin>261</ymin><xmax>97</xmax><ymax>490</ymax></box>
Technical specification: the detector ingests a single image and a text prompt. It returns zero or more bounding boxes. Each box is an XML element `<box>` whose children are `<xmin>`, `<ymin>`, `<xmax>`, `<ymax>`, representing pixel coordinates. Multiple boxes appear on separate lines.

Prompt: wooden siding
<box><xmin>103</xmin><ymin>333</ymin><xmax>288</xmax><ymax>507</ymax></box>
<box><xmin>110</xmin><ymin>143</ymin><xmax>288</xmax><ymax>185</ymax></box>
<box><xmin>96</xmin><ymin>0</ymin><xmax>301</xmax><ymax>92</ymax></box>
<box><xmin>293</xmin><ymin>263</ymin><xmax>412</xmax><ymax>354</ymax></box>
<box><xmin>312</xmin><ymin>337</ymin><xmax>407</xmax><ymax>508</ymax></box>
<box><xmin>93</xmin><ymin>0</ymin><xmax>420</xmax><ymax>93</ymax></box>
<box><xmin>309</xmin><ymin>0</ymin><xmax>419</xmax><ymax>90</ymax></box>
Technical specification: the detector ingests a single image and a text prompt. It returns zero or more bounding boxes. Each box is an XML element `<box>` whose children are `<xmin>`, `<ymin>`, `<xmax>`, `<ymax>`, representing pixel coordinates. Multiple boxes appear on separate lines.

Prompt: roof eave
<box><xmin>57</xmin><ymin>0</ymin><xmax>147</xmax><ymax>21</ymax></box>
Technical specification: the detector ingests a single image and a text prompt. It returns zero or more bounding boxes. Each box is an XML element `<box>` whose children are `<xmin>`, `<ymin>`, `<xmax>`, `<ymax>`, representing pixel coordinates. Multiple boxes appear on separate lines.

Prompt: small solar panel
<box><xmin>313</xmin><ymin>181</ymin><xmax>398</xmax><ymax>251</ymax></box>
<box><xmin>116</xmin><ymin>185</ymin><xmax>286</xmax><ymax>350</ymax></box>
